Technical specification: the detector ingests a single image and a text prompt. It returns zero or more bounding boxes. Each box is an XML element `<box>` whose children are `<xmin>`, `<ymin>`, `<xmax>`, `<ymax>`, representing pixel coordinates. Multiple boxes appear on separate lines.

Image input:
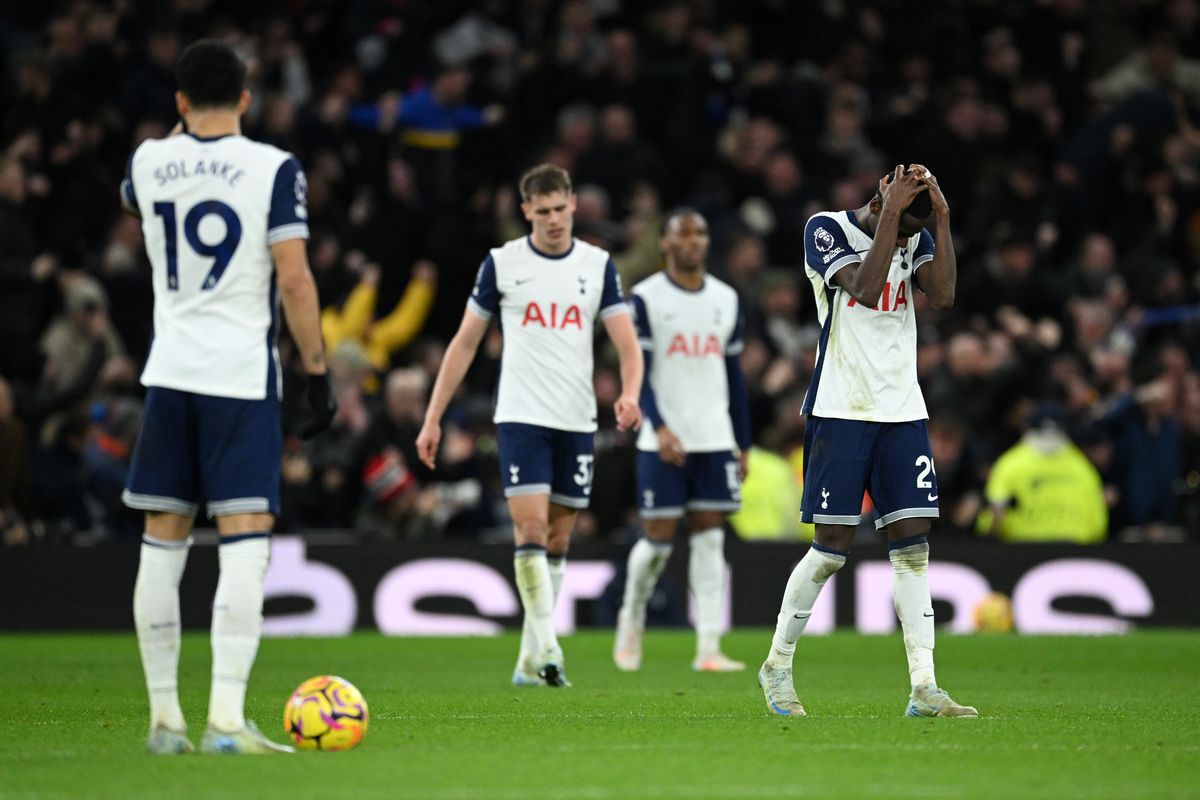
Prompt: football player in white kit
<box><xmin>120</xmin><ymin>40</ymin><xmax>335</xmax><ymax>754</ymax></box>
<box><xmin>613</xmin><ymin>209</ymin><xmax>751</xmax><ymax>673</ymax></box>
<box><xmin>758</xmin><ymin>165</ymin><xmax>978</xmax><ymax>718</ymax></box>
<box><xmin>416</xmin><ymin>164</ymin><xmax>643</xmax><ymax>687</ymax></box>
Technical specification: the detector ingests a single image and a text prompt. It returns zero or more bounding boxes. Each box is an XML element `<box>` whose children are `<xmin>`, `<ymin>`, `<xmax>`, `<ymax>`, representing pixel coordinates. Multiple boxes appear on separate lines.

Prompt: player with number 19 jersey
<box><xmin>120</xmin><ymin>131</ymin><xmax>307</xmax><ymax>518</ymax></box>
<box><xmin>123</xmin><ymin>133</ymin><xmax>307</xmax><ymax>400</ymax></box>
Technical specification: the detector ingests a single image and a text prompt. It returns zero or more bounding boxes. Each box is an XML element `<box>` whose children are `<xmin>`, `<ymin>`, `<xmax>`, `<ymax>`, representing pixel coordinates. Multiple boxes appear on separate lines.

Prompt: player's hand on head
<box><xmin>879</xmin><ymin>164</ymin><xmax>927</xmax><ymax>212</ymax></box>
<box><xmin>909</xmin><ymin>163</ymin><xmax>950</xmax><ymax>216</ymax></box>
<box><xmin>614</xmin><ymin>395</ymin><xmax>642</xmax><ymax>433</ymax></box>
<box><xmin>656</xmin><ymin>426</ymin><xmax>686</xmax><ymax>467</ymax></box>
<box><xmin>415</xmin><ymin>421</ymin><xmax>441</xmax><ymax>470</ymax></box>
<box><xmin>299</xmin><ymin>372</ymin><xmax>337</xmax><ymax>440</ymax></box>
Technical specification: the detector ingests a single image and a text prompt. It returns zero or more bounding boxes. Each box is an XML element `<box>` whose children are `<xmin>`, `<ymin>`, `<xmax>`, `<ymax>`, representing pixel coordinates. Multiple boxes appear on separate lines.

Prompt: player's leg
<box><xmin>500</xmin><ymin>424</ymin><xmax>564</xmax><ymax>685</ymax></box>
<box><xmin>193</xmin><ymin>395</ymin><xmax>294</xmax><ymax>752</ymax></box>
<box><xmin>686</xmin><ymin>510</ymin><xmax>743</xmax><ymax>671</ymax></box>
<box><xmin>872</xmin><ymin>421</ymin><xmax>976</xmax><ymax>718</ymax></box>
<box><xmin>515</xmin><ymin>502</ymin><xmax>576</xmax><ymax>682</ymax></box>
<box><xmin>760</xmin><ymin>418</ymin><xmax>866</xmax><ymax>716</ymax></box>
<box><xmin>615</xmin><ymin>451</ymin><xmax>685</xmax><ymax>670</ymax></box>
<box><xmin>123</xmin><ymin>387</ymin><xmax>200</xmax><ymax>753</ymax></box>
<box><xmin>509</xmin><ymin>493</ymin><xmax>567</xmax><ymax>685</ymax></box>
<box><xmin>137</xmin><ymin>512</ymin><xmax>196</xmax><ymax>754</ymax></box>
<box><xmin>686</xmin><ymin>452</ymin><xmax>744</xmax><ymax>671</ymax></box>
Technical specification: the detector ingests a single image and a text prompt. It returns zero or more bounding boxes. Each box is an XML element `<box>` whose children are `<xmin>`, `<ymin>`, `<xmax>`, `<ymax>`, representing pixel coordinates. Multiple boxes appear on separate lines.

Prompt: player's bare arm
<box><xmin>274</xmin><ymin>238</ymin><xmax>336</xmax><ymax>438</ymax></box>
<box><xmin>908</xmin><ymin>164</ymin><xmax>957</xmax><ymax>310</ymax></box>
<box><xmin>273</xmin><ymin>239</ymin><xmax>326</xmax><ymax>375</ymax></box>
<box><xmin>416</xmin><ymin>309</ymin><xmax>490</xmax><ymax>469</ymax></box>
<box><xmin>833</xmin><ymin>166</ymin><xmax>926</xmax><ymax>306</ymax></box>
<box><xmin>603</xmin><ymin>312</ymin><xmax>644</xmax><ymax>432</ymax></box>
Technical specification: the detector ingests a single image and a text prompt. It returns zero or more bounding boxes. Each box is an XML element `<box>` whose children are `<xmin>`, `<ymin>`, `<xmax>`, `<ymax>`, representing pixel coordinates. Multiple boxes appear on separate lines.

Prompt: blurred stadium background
<box><xmin>1</xmin><ymin>0</ymin><xmax>1200</xmax><ymax>635</ymax></box>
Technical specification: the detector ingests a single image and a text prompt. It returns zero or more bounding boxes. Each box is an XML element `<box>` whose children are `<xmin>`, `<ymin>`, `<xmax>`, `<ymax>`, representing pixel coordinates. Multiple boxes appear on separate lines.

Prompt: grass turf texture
<box><xmin>2</xmin><ymin>631</ymin><xmax>1198</xmax><ymax>800</ymax></box>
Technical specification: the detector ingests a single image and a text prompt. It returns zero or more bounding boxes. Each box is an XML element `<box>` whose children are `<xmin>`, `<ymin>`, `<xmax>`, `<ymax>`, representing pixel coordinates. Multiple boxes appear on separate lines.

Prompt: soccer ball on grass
<box><xmin>283</xmin><ymin>675</ymin><xmax>369</xmax><ymax>751</ymax></box>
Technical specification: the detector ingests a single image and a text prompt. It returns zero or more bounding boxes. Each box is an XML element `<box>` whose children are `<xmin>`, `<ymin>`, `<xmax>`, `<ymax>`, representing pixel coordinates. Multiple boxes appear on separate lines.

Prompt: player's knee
<box><xmin>885</xmin><ymin>518</ymin><xmax>932</xmax><ymax>543</ymax></box>
<box><xmin>813</xmin><ymin>524</ymin><xmax>854</xmax><ymax>553</ymax></box>
<box><xmin>642</xmin><ymin>518</ymin><xmax>677</xmax><ymax>542</ymax></box>
<box><xmin>688</xmin><ymin>511</ymin><xmax>725</xmax><ymax>531</ymax></box>
<box><xmin>513</xmin><ymin>516</ymin><xmax>550</xmax><ymax>544</ymax></box>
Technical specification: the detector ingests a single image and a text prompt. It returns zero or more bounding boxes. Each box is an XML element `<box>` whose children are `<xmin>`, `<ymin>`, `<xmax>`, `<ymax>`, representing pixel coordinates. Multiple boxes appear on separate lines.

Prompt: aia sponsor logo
<box><xmin>521</xmin><ymin>302</ymin><xmax>583</xmax><ymax>329</ymax></box>
<box><xmin>847</xmin><ymin>280</ymin><xmax>909</xmax><ymax>312</ymax></box>
<box><xmin>666</xmin><ymin>333</ymin><xmax>722</xmax><ymax>357</ymax></box>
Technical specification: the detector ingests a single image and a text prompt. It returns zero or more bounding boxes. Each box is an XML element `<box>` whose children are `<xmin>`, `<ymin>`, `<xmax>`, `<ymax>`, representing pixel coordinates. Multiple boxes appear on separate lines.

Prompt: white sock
<box><xmin>208</xmin><ymin>534</ymin><xmax>270</xmax><ymax>731</ymax></box>
<box><xmin>514</xmin><ymin>547</ymin><xmax>561</xmax><ymax>665</ymax></box>
<box><xmin>134</xmin><ymin>534</ymin><xmax>192</xmax><ymax>732</ymax></box>
<box><xmin>620</xmin><ymin>537</ymin><xmax>674</xmax><ymax>627</ymax></box>
<box><xmin>518</xmin><ymin>554</ymin><xmax>566</xmax><ymax>671</ymax></box>
<box><xmin>890</xmin><ymin>536</ymin><xmax>936</xmax><ymax>688</ymax></box>
<box><xmin>689</xmin><ymin>527</ymin><xmax>726</xmax><ymax>657</ymax></box>
<box><xmin>767</xmin><ymin>545</ymin><xmax>847</xmax><ymax>670</ymax></box>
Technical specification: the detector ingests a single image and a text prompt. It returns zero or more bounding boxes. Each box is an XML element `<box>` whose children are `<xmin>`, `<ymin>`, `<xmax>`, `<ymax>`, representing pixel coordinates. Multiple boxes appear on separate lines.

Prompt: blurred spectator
<box><xmin>39</xmin><ymin>276</ymin><xmax>125</xmax><ymax>395</ymax></box>
<box><xmin>320</xmin><ymin>260</ymin><xmax>437</xmax><ymax>385</ymax></box>
<box><xmin>1099</xmin><ymin>364</ymin><xmax>1185</xmax><ymax>541</ymax></box>
<box><xmin>81</xmin><ymin>397</ymin><xmax>142</xmax><ymax>539</ymax></box>
<box><xmin>730</xmin><ymin>433</ymin><xmax>807</xmax><ymax>541</ymax></box>
<box><xmin>0</xmin><ymin>377</ymin><xmax>35</xmax><ymax>545</ymax></box>
<box><xmin>979</xmin><ymin>402</ymin><xmax>1108</xmax><ymax>543</ymax></box>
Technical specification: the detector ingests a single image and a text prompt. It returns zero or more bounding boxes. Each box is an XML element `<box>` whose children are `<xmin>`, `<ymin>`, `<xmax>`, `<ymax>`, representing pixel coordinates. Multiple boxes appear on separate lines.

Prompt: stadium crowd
<box><xmin>1</xmin><ymin>0</ymin><xmax>1199</xmax><ymax>546</ymax></box>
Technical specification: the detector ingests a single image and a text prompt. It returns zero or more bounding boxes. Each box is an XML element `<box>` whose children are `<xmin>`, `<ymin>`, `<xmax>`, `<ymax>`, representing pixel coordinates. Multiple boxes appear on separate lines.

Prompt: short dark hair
<box><xmin>519</xmin><ymin>164</ymin><xmax>572</xmax><ymax>201</ymax></box>
<box><xmin>176</xmin><ymin>39</ymin><xmax>245</xmax><ymax>110</ymax></box>
<box><xmin>876</xmin><ymin>167</ymin><xmax>934</xmax><ymax>219</ymax></box>
<box><xmin>661</xmin><ymin>206</ymin><xmax>706</xmax><ymax>235</ymax></box>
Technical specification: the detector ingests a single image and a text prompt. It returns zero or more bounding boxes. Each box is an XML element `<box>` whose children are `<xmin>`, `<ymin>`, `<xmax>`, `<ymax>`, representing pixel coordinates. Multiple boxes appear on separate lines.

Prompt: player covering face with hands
<box><xmin>758</xmin><ymin>164</ymin><xmax>978</xmax><ymax>718</ymax></box>
<box><xmin>416</xmin><ymin>164</ymin><xmax>643</xmax><ymax>687</ymax></box>
<box><xmin>614</xmin><ymin>209</ymin><xmax>752</xmax><ymax>673</ymax></box>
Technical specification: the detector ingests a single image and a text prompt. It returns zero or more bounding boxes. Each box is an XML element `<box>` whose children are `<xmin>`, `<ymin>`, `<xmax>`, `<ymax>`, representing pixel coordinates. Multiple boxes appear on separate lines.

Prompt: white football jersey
<box><xmin>121</xmin><ymin>133</ymin><xmax>309</xmax><ymax>400</ymax></box>
<box><xmin>801</xmin><ymin>210</ymin><xmax>935</xmax><ymax>422</ymax></box>
<box><xmin>468</xmin><ymin>236</ymin><xmax>628</xmax><ymax>432</ymax></box>
<box><xmin>632</xmin><ymin>272</ymin><xmax>743</xmax><ymax>452</ymax></box>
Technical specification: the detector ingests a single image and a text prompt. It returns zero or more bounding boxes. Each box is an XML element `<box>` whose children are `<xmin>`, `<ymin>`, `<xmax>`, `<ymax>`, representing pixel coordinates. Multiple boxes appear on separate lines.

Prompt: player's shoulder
<box><xmin>489</xmin><ymin>236</ymin><xmax>529</xmax><ymax>262</ymax></box>
<box><xmin>130</xmin><ymin>135</ymin><xmax>167</xmax><ymax>165</ymax></box>
<box><xmin>233</xmin><ymin>136</ymin><xmax>298</xmax><ymax>170</ymax></box>
<box><xmin>805</xmin><ymin>210</ymin><xmax>853</xmax><ymax>237</ymax></box>
<box><xmin>702</xmin><ymin>273</ymin><xmax>739</xmax><ymax>301</ymax></box>
<box><xmin>631</xmin><ymin>270</ymin><xmax>669</xmax><ymax>297</ymax></box>
<box><xmin>570</xmin><ymin>237</ymin><xmax>613</xmax><ymax>268</ymax></box>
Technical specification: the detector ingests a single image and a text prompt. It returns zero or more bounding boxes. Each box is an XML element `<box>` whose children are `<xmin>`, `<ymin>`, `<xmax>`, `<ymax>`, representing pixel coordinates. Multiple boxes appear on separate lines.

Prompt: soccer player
<box><xmin>121</xmin><ymin>40</ymin><xmax>336</xmax><ymax>753</ymax></box>
<box><xmin>613</xmin><ymin>209</ymin><xmax>751</xmax><ymax>673</ymax></box>
<box><xmin>758</xmin><ymin>165</ymin><xmax>978</xmax><ymax>718</ymax></box>
<box><xmin>416</xmin><ymin>164</ymin><xmax>643</xmax><ymax>687</ymax></box>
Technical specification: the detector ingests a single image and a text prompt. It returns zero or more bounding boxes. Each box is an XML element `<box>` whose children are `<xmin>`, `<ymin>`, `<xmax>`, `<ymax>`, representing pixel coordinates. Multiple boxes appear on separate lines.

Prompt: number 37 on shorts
<box><xmin>496</xmin><ymin>422</ymin><xmax>595</xmax><ymax>510</ymax></box>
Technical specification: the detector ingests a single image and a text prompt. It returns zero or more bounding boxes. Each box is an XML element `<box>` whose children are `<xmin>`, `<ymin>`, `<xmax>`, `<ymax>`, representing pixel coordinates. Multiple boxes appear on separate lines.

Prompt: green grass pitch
<box><xmin>2</xmin><ymin>630</ymin><xmax>1198</xmax><ymax>799</ymax></box>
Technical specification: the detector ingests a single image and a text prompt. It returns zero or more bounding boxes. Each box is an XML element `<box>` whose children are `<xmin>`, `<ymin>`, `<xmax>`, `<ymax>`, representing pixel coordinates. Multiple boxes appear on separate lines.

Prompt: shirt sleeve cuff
<box><xmin>267</xmin><ymin>223</ymin><xmax>310</xmax><ymax>245</ymax></box>
<box><xmin>466</xmin><ymin>297</ymin><xmax>494</xmax><ymax>321</ymax></box>
<box><xmin>600</xmin><ymin>303</ymin><xmax>631</xmax><ymax>320</ymax></box>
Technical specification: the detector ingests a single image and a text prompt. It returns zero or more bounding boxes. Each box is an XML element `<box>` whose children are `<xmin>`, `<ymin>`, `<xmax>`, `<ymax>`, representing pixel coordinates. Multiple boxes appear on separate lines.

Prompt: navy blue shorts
<box><xmin>496</xmin><ymin>422</ymin><xmax>595</xmax><ymax>509</ymax></box>
<box><xmin>800</xmin><ymin>416</ymin><xmax>939</xmax><ymax>530</ymax></box>
<box><xmin>123</xmin><ymin>386</ymin><xmax>282</xmax><ymax>518</ymax></box>
<box><xmin>637</xmin><ymin>450</ymin><xmax>741</xmax><ymax>519</ymax></box>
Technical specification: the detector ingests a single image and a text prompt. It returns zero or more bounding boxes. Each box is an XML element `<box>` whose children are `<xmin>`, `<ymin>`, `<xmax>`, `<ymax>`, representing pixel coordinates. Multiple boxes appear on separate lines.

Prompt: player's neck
<box><xmin>666</xmin><ymin>264</ymin><xmax>705</xmax><ymax>291</ymax></box>
<box><xmin>183</xmin><ymin>110</ymin><xmax>242</xmax><ymax>139</ymax></box>
<box><xmin>529</xmin><ymin>233</ymin><xmax>571</xmax><ymax>256</ymax></box>
<box><xmin>853</xmin><ymin>206</ymin><xmax>878</xmax><ymax>237</ymax></box>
